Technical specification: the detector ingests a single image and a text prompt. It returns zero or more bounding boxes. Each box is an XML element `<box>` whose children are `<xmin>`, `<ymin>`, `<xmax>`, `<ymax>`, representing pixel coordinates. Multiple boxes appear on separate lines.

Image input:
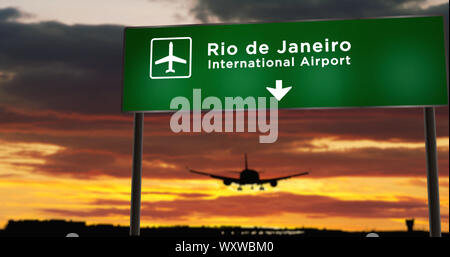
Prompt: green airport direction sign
<box><xmin>122</xmin><ymin>16</ymin><xmax>448</xmax><ymax>112</ymax></box>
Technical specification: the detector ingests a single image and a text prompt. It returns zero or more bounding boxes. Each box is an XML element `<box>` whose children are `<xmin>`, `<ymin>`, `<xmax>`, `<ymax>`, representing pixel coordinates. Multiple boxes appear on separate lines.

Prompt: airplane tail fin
<box><xmin>244</xmin><ymin>153</ymin><xmax>248</xmax><ymax>170</ymax></box>
<box><xmin>165</xmin><ymin>69</ymin><xmax>175</xmax><ymax>73</ymax></box>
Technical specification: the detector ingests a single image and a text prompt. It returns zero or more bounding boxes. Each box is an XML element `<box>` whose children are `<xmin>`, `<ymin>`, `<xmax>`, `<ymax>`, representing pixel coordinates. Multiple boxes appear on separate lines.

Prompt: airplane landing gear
<box><xmin>237</xmin><ymin>186</ymin><xmax>243</xmax><ymax>191</ymax></box>
<box><xmin>259</xmin><ymin>186</ymin><xmax>265</xmax><ymax>191</ymax></box>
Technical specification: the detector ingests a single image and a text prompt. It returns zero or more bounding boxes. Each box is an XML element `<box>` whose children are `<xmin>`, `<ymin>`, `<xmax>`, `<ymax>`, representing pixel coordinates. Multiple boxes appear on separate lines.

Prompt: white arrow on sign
<box><xmin>266</xmin><ymin>80</ymin><xmax>292</xmax><ymax>101</ymax></box>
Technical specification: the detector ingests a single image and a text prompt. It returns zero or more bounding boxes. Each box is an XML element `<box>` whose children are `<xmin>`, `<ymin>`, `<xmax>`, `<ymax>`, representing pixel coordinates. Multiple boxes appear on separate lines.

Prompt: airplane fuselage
<box><xmin>166</xmin><ymin>42</ymin><xmax>175</xmax><ymax>73</ymax></box>
<box><xmin>239</xmin><ymin>169</ymin><xmax>260</xmax><ymax>184</ymax></box>
<box><xmin>154</xmin><ymin>41</ymin><xmax>186</xmax><ymax>73</ymax></box>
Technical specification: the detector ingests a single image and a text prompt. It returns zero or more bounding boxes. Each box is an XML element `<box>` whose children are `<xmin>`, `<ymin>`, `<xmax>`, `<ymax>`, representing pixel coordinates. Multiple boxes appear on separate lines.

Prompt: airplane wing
<box><xmin>155</xmin><ymin>56</ymin><xmax>171</xmax><ymax>64</ymax></box>
<box><xmin>172</xmin><ymin>56</ymin><xmax>187</xmax><ymax>64</ymax></box>
<box><xmin>259</xmin><ymin>172</ymin><xmax>309</xmax><ymax>184</ymax></box>
<box><xmin>189</xmin><ymin>169</ymin><xmax>240</xmax><ymax>183</ymax></box>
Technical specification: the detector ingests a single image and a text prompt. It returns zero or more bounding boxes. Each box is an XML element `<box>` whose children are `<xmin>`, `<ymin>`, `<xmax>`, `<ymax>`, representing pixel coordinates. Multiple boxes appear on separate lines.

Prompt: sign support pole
<box><xmin>423</xmin><ymin>107</ymin><xmax>441</xmax><ymax>237</ymax></box>
<box><xmin>130</xmin><ymin>112</ymin><xmax>144</xmax><ymax>236</ymax></box>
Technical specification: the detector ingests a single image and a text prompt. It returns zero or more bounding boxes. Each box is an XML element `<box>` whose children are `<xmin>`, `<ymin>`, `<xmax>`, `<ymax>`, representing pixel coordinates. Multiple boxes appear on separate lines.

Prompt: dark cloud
<box><xmin>0</xmin><ymin>9</ymin><xmax>123</xmax><ymax>114</ymax></box>
<box><xmin>0</xmin><ymin>7</ymin><xmax>30</xmax><ymax>22</ymax></box>
<box><xmin>191</xmin><ymin>0</ymin><xmax>448</xmax><ymax>23</ymax></box>
<box><xmin>0</xmin><ymin>105</ymin><xmax>447</xmax><ymax>147</ymax></box>
<box><xmin>141</xmin><ymin>191</ymin><xmax>211</xmax><ymax>198</ymax></box>
<box><xmin>0</xmin><ymin>105</ymin><xmax>448</xmax><ymax>179</ymax></box>
<box><xmin>0</xmin><ymin>3</ymin><xmax>448</xmax><ymax>113</ymax></box>
<box><xmin>0</xmin><ymin>2</ymin><xmax>448</xmax><ymax>115</ymax></box>
<box><xmin>42</xmin><ymin>207</ymin><xmax>129</xmax><ymax>218</ymax></box>
<box><xmin>32</xmin><ymin>149</ymin><xmax>122</xmax><ymax>178</ymax></box>
<box><xmin>42</xmin><ymin>192</ymin><xmax>439</xmax><ymax>222</ymax></box>
<box><xmin>0</xmin><ymin>105</ymin><xmax>132</xmax><ymax>132</ymax></box>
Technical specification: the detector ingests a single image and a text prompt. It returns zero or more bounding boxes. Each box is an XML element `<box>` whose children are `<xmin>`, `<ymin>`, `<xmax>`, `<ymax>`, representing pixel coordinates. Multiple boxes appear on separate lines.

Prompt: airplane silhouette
<box><xmin>155</xmin><ymin>41</ymin><xmax>187</xmax><ymax>73</ymax></box>
<box><xmin>189</xmin><ymin>154</ymin><xmax>309</xmax><ymax>191</ymax></box>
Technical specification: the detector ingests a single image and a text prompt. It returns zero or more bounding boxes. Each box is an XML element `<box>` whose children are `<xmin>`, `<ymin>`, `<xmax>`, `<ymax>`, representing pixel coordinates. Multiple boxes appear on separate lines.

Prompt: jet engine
<box><xmin>223</xmin><ymin>180</ymin><xmax>232</xmax><ymax>186</ymax></box>
<box><xmin>270</xmin><ymin>181</ymin><xmax>277</xmax><ymax>187</ymax></box>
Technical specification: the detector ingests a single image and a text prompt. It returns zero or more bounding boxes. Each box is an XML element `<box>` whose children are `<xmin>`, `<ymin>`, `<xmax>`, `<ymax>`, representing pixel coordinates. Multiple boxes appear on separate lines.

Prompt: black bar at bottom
<box><xmin>423</xmin><ymin>107</ymin><xmax>441</xmax><ymax>237</ymax></box>
<box><xmin>130</xmin><ymin>113</ymin><xmax>144</xmax><ymax>236</ymax></box>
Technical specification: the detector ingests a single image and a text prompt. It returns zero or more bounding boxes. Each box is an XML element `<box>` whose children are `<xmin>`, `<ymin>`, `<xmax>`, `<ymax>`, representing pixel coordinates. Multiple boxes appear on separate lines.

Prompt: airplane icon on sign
<box><xmin>154</xmin><ymin>42</ymin><xmax>187</xmax><ymax>73</ymax></box>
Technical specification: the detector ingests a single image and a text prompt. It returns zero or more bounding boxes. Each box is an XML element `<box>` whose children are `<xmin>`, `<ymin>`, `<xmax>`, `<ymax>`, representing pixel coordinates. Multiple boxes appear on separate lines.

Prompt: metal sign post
<box><xmin>424</xmin><ymin>107</ymin><xmax>441</xmax><ymax>237</ymax></box>
<box><xmin>130</xmin><ymin>112</ymin><xmax>144</xmax><ymax>236</ymax></box>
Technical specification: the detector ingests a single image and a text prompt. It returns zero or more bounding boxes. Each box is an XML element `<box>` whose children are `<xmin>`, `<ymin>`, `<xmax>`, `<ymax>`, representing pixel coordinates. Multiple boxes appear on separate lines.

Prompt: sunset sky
<box><xmin>0</xmin><ymin>0</ymin><xmax>448</xmax><ymax>232</ymax></box>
